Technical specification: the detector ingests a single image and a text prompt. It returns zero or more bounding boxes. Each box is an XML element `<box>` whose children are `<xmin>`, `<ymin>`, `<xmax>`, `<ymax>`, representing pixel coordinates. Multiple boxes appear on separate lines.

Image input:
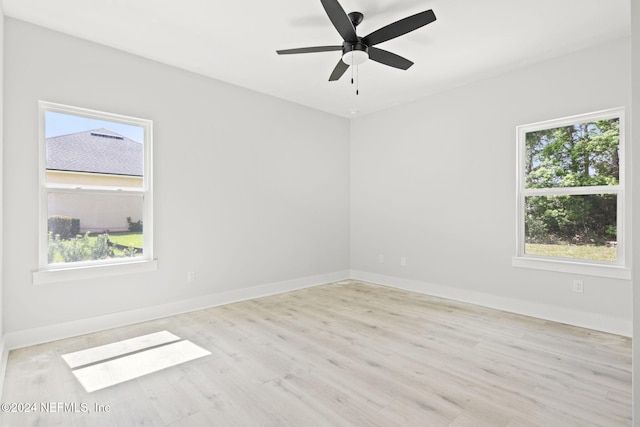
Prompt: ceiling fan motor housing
<box><xmin>342</xmin><ymin>40</ymin><xmax>369</xmax><ymax>65</ymax></box>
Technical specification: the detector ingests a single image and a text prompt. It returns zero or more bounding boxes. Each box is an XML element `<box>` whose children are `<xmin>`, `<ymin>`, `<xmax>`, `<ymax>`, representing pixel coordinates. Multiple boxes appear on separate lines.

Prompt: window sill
<box><xmin>512</xmin><ymin>256</ymin><xmax>630</xmax><ymax>280</ymax></box>
<box><xmin>33</xmin><ymin>259</ymin><xmax>158</xmax><ymax>285</ymax></box>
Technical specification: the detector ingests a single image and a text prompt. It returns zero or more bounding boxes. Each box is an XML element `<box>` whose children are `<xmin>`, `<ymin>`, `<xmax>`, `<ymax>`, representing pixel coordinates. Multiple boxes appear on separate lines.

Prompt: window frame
<box><xmin>513</xmin><ymin>107</ymin><xmax>630</xmax><ymax>280</ymax></box>
<box><xmin>34</xmin><ymin>101</ymin><xmax>156</xmax><ymax>284</ymax></box>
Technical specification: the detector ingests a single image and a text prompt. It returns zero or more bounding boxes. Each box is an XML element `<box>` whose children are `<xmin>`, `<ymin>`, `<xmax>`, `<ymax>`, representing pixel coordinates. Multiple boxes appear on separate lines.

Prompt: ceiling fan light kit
<box><xmin>342</xmin><ymin>42</ymin><xmax>369</xmax><ymax>66</ymax></box>
<box><xmin>277</xmin><ymin>0</ymin><xmax>436</xmax><ymax>83</ymax></box>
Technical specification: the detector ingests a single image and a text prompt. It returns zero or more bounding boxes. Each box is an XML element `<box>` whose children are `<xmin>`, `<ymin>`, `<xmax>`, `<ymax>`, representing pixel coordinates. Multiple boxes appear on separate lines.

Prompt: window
<box><xmin>514</xmin><ymin>108</ymin><xmax>629</xmax><ymax>279</ymax></box>
<box><xmin>34</xmin><ymin>102</ymin><xmax>155</xmax><ymax>283</ymax></box>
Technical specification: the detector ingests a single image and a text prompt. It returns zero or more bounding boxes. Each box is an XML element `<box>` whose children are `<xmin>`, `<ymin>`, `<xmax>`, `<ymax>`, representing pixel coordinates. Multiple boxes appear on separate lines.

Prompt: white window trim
<box><xmin>33</xmin><ymin>259</ymin><xmax>158</xmax><ymax>285</ymax></box>
<box><xmin>34</xmin><ymin>101</ymin><xmax>156</xmax><ymax>284</ymax></box>
<box><xmin>512</xmin><ymin>107</ymin><xmax>630</xmax><ymax>280</ymax></box>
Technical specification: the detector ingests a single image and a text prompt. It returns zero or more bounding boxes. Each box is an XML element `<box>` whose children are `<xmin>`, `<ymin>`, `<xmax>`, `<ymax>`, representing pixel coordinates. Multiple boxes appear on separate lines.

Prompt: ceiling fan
<box><xmin>276</xmin><ymin>0</ymin><xmax>437</xmax><ymax>81</ymax></box>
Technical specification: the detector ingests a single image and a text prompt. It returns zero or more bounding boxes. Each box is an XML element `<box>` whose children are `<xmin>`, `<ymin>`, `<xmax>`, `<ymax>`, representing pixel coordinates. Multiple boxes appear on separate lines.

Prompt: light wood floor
<box><xmin>1</xmin><ymin>280</ymin><xmax>632</xmax><ymax>426</ymax></box>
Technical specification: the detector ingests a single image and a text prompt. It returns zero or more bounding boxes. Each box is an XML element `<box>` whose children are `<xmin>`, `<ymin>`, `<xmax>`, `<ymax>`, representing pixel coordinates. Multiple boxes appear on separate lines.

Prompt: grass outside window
<box><xmin>525</xmin><ymin>243</ymin><xmax>616</xmax><ymax>262</ymax></box>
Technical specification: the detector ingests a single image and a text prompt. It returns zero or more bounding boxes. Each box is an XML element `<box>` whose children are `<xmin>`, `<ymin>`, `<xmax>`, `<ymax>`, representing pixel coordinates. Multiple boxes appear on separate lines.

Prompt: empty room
<box><xmin>0</xmin><ymin>0</ymin><xmax>639</xmax><ymax>425</ymax></box>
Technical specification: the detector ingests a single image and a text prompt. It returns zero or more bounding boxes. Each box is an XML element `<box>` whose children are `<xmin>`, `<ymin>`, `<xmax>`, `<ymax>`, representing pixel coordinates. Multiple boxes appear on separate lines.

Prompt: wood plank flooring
<box><xmin>0</xmin><ymin>280</ymin><xmax>632</xmax><ymax>426</ymax></box>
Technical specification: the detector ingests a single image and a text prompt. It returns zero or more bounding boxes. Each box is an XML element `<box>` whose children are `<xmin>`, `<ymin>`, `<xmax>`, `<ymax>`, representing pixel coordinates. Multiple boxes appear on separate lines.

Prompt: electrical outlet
<box><xmin>378</xmin><ymin>254</ymin><xmax>385</xmax><ymax>263</ymax></box>
<box><xmin>187</xmin><ymin>271</ymin><xmax>196</xmax><ymax>283</ymax></box>
<box><xmin>572</xmin><ymin>279</ymin><xmax>584</xmax><ymax>293</ymax></box>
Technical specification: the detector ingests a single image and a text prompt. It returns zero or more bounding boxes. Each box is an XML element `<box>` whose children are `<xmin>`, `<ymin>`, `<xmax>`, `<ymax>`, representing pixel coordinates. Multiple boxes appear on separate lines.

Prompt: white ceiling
<box><xmin>3</xmin><ymin>0</ymin><xmax>630</xmax><ymax>118</ymax></box>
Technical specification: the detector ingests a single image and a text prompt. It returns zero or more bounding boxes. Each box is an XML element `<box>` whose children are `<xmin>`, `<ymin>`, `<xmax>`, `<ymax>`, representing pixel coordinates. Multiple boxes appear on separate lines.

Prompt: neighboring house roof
<box><xmin>46</xmin><ymin>128</ymin><xmax>143</xmax><ymax>176</ymax></box>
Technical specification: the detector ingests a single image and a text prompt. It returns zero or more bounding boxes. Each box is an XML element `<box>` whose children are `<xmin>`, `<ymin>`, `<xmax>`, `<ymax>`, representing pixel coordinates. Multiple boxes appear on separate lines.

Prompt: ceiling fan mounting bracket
<box><xmin>348</xmin><ymin>12</ymin><xmax>364</xmax><ymax>27</ymax></box>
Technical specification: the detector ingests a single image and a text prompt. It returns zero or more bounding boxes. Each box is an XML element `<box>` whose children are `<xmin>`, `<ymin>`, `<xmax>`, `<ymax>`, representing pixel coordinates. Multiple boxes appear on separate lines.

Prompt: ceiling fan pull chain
<box><xmin>356</xmin><ymin>65</ymin><xmax>359</xmax><ymax>95</ymax></box>
<box><xmin>351</xmin><ymin>50</ymin><xmax>354</xmax><ymax>84</ymax></box>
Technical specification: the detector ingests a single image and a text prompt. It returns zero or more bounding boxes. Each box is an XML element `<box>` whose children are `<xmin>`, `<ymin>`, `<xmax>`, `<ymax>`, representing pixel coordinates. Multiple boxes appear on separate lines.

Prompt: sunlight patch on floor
<box><xmin>62</xmin><ymin>330</ymin><xmax>181</xmax><ymax>369</ymax></box>
<box><xmin>62</xmin><ymin>331</ymin><xmax>211</xmax><ymax>392</ymax></box>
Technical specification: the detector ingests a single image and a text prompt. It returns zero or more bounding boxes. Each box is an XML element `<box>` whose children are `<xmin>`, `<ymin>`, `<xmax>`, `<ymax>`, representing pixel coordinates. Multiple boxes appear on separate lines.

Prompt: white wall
<box><xmin>2</xmin><ymin>16</ymin><xmax>633</xmax><ymax>346</ymax></box>
<box><xmin>350</xmin><ymin>38</ymin><xmax>632</xmax><ymax>335</ymax></box>
<box><xmin>631</xmin><ymin>1</ymin><xmax>639</xmax><ymax>424</ymax></box>
<box><xmin>3</xmin><ymin>18</ymin><xmax>350</xmax><ymax>336</ymax></box>
<box><xmin>0</xmin><ymin>5</ymin><xmax>5</xmax><ymax>389</ymax></box>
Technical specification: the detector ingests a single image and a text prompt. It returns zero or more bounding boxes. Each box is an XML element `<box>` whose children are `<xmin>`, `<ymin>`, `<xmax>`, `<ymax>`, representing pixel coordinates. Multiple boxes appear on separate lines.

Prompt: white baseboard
<box><xmin>1</xmin><ymin>267</ymin><xmax>629</xmax><ymax>391</ymax></box>
<box><xmin>350</xmin><ymin>270</ymin><xmax>632</xmax><ymax>337</ymax></box>
<box><xmin>3</xmin><ymin>270</ymin><xmax>350</xmax><ymax>352</ymax></box>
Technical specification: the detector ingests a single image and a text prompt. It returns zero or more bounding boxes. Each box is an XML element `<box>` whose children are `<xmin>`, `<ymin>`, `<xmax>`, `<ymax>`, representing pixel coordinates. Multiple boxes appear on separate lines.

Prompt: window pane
<box><xmin>524</xmin><ymin>194</ymin><xmax>617</xmax><ymax>261</ymax></box>
<box><xmin>45</xmin><ymin>111</ymin><xmax>144</xmax><ymax>188</ymax></box>
<box><xmin>524</xmin><ymin>118</ymin><xmax>619</xmax><ymax>189</ymax></box>
<box><xmin>47</xmin><ymin>192</ymin><xmax>144</xmax><ymax>264</ymax></box>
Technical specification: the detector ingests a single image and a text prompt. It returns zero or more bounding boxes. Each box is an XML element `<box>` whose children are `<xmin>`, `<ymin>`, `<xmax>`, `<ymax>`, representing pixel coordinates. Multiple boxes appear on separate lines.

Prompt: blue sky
<box><xmin>46</xmin><ymin>111</ymin><xmax>145</xmax><ymax>143</ymax></box>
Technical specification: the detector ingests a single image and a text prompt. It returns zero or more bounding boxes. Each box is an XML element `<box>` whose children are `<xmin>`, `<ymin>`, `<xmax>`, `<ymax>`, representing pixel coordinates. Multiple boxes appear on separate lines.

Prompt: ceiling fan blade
<box><xmin>320</xmin><ymin>0</ymin><xmax>358</xmax><ymax>42</ymax></box>
<box><xmin>363</xmin><ymin>9</ymin><xmax>436</xmax><ymax>46</ymax></box>
<box><xmin>369</xmin><ymin>47</ymin><xmax>413</xmax><ymax>70</ymax></box>
<box><xmin>277</xmin><ymin>46</ymin><xmax>343</xmax><ymax>55</ymax></box>
<box><xmin>329</xmin><ymin>59</ymin><xmax>349</xmax><ymax>81</ymax></box>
